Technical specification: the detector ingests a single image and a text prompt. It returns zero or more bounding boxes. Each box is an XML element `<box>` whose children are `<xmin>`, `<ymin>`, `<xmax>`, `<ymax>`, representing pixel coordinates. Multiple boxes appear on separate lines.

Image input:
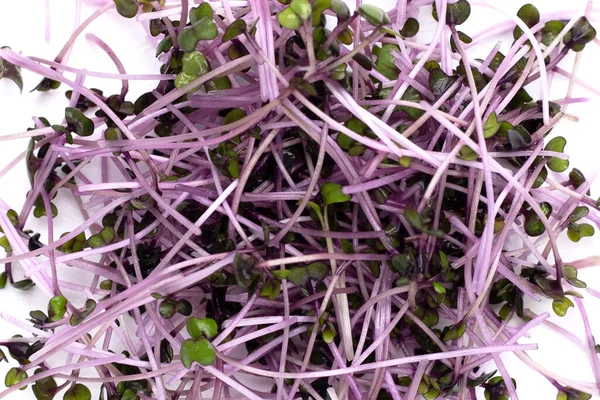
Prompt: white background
<box><xmin>1</xmin><ymin>0</ymin><xmax>600</xmax><ymax>398</ymax></box>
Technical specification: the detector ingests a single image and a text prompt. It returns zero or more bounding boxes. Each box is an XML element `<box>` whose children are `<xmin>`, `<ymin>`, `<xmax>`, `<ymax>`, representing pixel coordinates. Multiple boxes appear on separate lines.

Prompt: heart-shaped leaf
<box><xmin>31</xmin><ymin>370</ymin><xmax>57</xmax><ymax>400</ymax></box>
<box><xmin>189</xmin><ymin>3</ymin><xmax>213</xmax><ymax>24</ymax></box>
<box><xmin>175</xmin><ymin>299</ymin><xmax>192</xmax><ymax>316</ymax></box>
<box><xmin>159</xmin><ymin>298</ymin><xmax>177</xmax><ymax>319</ymax></box>
<box><xmin>567</xmin><ymin>223</ymin><xmax>595</xmax><ymax>242</ymax></box>
<box><xmin>0</xmin><ymin>236</ymin><xmax>11</xmax><ymax>253</ymax></box>
<box><xmin>180</xmin><ymin>338</ymin><xmax>216</xmax><ymax>368</ymax></box>
<box><xmin>65</xmin><ymin>107</ymin><xmax>94</xmax><ymax>137</ymax></box>
<box><xmin>113</xmin><ymin>0</ymin><xmax>139</xmax><ymax>18</ymax></box>
<box><xmin>375</xmin><ymin>44</ymin><xmax>400</xmax><ymax>80</ymax></box>
<box><xmin>552</xmin><ymin>296</ymin><xmax>574</xmax><ymax>317</ymax></box>
<box><xmin>545</xmin><ymin>137</ymin><xmax>569</xmax><ymax>172</ymax></box>
<box><xmin>513</xmin><ymin>4</ymin><xmax>540</xmax><ymax>39</ymax></box>
<box><xmin>186</xmin><ymin>317</ymin><xmax>218</xmax><ymax>339</ymax></box>
<box><xmin>442</xmin><ymin>322</ymin><xmax>466</xmax><ymax>342</ymax></box>
<box><xmin>311</xmin><ymin>0</ymin><xmax>331</xmax><ymax>26</ymax></box>
<box><xmin>532</xmin><ymin>166</ymin><xmax>547</xmax><ymax>189</ymax></box>
<box><xmin>278</xmin><ymin>7</ymin><xmax>302</xmax><ymax>30</ymax></box>
<box><xmin>507</xmin><ymin>125</ymin><xmax>532</xmax><ymax>150</ymax></box>
<box><xmin>287</xmin><ymin>267</ymin><xmax>309</xmax><ymax>287</ymax></box>
<box><xmin>178</xmin><ymin>18</ymin><xmax>218</xmax><ymax>52</ymax></box>
<box><xmin>569</xmin><ymin>168</ymin><xmax>587</xmax><ymax>191</ymax></box>
<box><xmin>563</xmin><ymin>265</ymin><xmax>587</xmax><ymax>288</ymax></box>
<box><xmin>260</xmin><ymin>279</ymin><xmax>281</xmax><ymax>300</ymax></box>
<box><xmin>556</xmin><ymin>387</ymin><xmax>592</xmax><ymax>400</ymax></box>
<box><xmin>358</xmin><ymin>5</ymin><xmax>391</xmax><ymax>26</ymax></box>
<box><xmin>400</xmin><ymin>18</ymin><xmax>419</xmax><ymax>37</ymax></box>
<box><xmin>399</xmin><ymin>87</ymin><xmax>424</xmax><ymax>119</ymax></box>
<box><xmin>542</xmin><ymin>20</ymin><xmax>565</xmax><ymax>46</ymax></box>
<box><xmin>290</xmin><ymin>0</ymin><xmax>312</xmax><ymax>20</ymax></box>
<box><xmin>450</xmin><ymin>31</ymin><xmax>472</xmax><ymax>52</ymax></box>
<box><xmin>321</xmin><ymin>182</ymin><xmax>351</xmax><ymax>207</ymax></box>
<box><xmin>564</xmin><ymin>17</ymin><xmax>597</xmax><ymax>51</ymax></box>
<box><xmin>428</xmin><ymin>68</ymin><xmax>456</xmax><ymax>97</ymax></box>
<box><xmin>120</xmin><ymin>389</ymin><xmax>138</xmax><ymax>400</ymax></box>
<box><xmin>483</xmin><ymin>112</ymin><xmax>499</xmax><ymax>138</ymax></box>
<box><xmin>330</xmin><ymin>0</ymin><xmax>350</xmax><ymax>20</ymax></box>
<box><xmin>5</xmin><ymin>367</ymin><xmax>27</xmax><ymax>390</ymax></box>
<box><xmin>433</xmin><ymin>0</ymin><xmax>471</xmax><ymax>25</ymax></box>
<box><xmin>273</xmin><ymin>270</ymin><xmax>291</xmax><ymax>280</ymax></box>
<box><xmin>48</xmin><ymin>295</ymin><xmax>67</xmax><ymax>322</ymax></box>
<box><xmin>32</xmin><ymin>77</ymin><xmax>60</xmax><ymax>92</ymax></box>
<box><xmin>222</xmin><ymin>19</ymin><xmax>247</xmax><ymax>42</ymax></box>
<box><xmin>307</xmin><ymin>262</ymin><xmax>329</xmax><ymax>281</ymax></box>
<box><xmin>12</xmin><ymin>279</ymin><xmax>34</xmax><ymax>290</ymax></box>
<box><xmin>569</xmin><ymin>206</ymin><xmax>589</xmax><ymax>223</ymax></box>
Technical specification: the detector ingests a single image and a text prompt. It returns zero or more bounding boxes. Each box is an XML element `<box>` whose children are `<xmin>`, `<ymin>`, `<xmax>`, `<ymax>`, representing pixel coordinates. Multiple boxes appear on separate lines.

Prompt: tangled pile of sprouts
<box><xmin>1</xmin><ymin>0</ymin><xmax>600</xmax><ymax>399</ymax></box>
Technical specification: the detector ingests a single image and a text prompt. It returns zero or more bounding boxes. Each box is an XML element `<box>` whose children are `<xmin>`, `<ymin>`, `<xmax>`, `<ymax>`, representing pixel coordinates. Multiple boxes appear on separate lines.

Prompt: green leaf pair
<box><xmin>563</xmin><ymin>265</ymin><xmax>586</xmax><ymax>288</ymax></box>
<box><xmin>87</xmin><ymin>227</ymin><xmax>116</xmax><ymax>249</ymax></box>
<box><xmin>33</xmin><ymin>202</ymin><xmax>58</xmax><ymax>219</ymax></box>
<box><xmin>523</xmin><ymin>202</ymin><xmax>552</xmax><ymax>237</ymax></box>
<box><xmin>158</xmin><ymin>297</ymin><xmax>192</xmax><ymax>319</ymax></box>
<box><xmin>545</xmin><ymin>137</ymin><xmax>569</xmax><ymax>172</ymax></box>
<box><xmin>178</xmin><ymin>14</ymin><xmax>218</xmax><ymax>52</ymax></box>
<box><xmin>279</xmin><ymin>0</ymin><xmax>312</xmax><ymax>30</ymax></box>
<box><xmin>442</xmin><ymin>322</ymin><xmax>467</xmax><ymax>342</ymax></box>
<box><xmin>336</xmin><ymin>118</ymin><xmax>369</xmax><ymax>156</ymax></box>
<box><xmin>114</xmin><ymin>0</ymin><xmax>139</xmax><ymax>18</ymax></box>
<box><xmin>260</xmin><ymin>279</ymin><xmax>281</xmax><ymax>300</ymax></box>
<box><xmin>223</xmin><ymin>19</ymin><xmax>247</xmax><ymax>42</ymax></box>
<box><xmin>175</xmin><ymin>51</ymin><xmax>231</xmax><ymax>92</ymax></box>
<box><xmin>552</xmin><ymin>296</ymin><xmax>574</xmax><ymax>317</ymax></box>
<box><xmin>428</xmin><ymin>68</ymin><xmax>456</xmax><ymax>97</ymax></box>
<box><xmin>59</xmin><ymin>231</ymin><xmax>86</xmax><ymax>254</ymax></box>
<box><xmin>5</xmin><ymin>367</ymin><xmax>27</xmax><ymax>390</ymax></box>
<box><xmin>320</xmin><ymin>182</ymin><xmax>351</xmax><ymax>207</ymax></box>
<box><xmin>32</xmin><ymin>369</ymin><xmax>58</xmax><ymax>400</ymax></box>
<box><xmin>432</xmin><ymin>0</ymin><xmax>471</xmax><ymax>26</ymax></box>
<box><xmin>513</xmin><ymin>4</ymin><xmax>540</xmax><ymax>39</ymax></box>
<box><xmin>564</xmin><ymin>17</ymin><xmax>597</xmax><ymax>52</ymax></box>
<box><xmin>180</xmin><ymin>317</ymin><xmax>218</xmax><ymax>368</ymax></box>
<box><xmin>64</xmin><ymin>384</ymin><xmax>92</xmax><ymax>400</ymax></box>
<box><xmin>567</xmin><ymin>222</ymin><xmax>594</xmax><ymax>242</ymax></box>
<box><xmin>312</xmin><ymin>0</ymin><xmax>350</xmax><ymax>26</ymax></box>
<box><xmin>358</xmin><ymin>5</ymin><xmax>391</xmax><ymax>26</ymax></box>
<box><xmin>180</xmin><ymin>338</ymin><xmax>215</xmax><ymax>368</ymax></box>
<box><xmin>65</xmin><ymin>107</ymin><xmax>94</xmax><ymax>137</ymax></box>
<box><xmin>283</xmin><ymin>262</ymin><xmax>329</xmax><ymax>287</ymax></box>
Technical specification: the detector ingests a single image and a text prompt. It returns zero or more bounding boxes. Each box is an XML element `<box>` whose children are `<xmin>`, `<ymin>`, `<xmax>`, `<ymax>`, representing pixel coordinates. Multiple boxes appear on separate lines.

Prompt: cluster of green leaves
<box><xmin>1</xmin><ymin>336</ymin><xmax>95</xmax><ymax>400</ymax></box>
